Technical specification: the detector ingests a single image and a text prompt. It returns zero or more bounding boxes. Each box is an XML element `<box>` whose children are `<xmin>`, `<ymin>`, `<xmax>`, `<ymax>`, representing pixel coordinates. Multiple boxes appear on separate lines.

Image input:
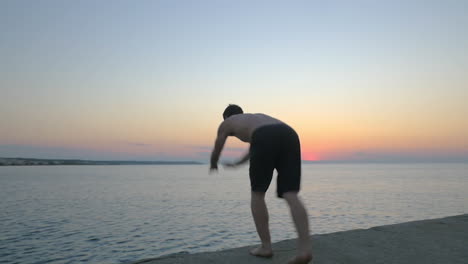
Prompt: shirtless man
<box><xmin>210</xmin><ymin>104</ymin><xmax>312</xmax><ymax>264</ymax></box>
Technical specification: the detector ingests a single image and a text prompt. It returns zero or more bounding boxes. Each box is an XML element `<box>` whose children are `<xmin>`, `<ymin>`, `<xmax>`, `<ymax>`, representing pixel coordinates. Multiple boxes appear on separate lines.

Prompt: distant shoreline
<box><xmin>0</xmin><ymin>158</ymin><xmax>203</xmax><ymax>166</ymax></box>
<box><xmin>1</xmin><ymin>157</ymin><xmax>466</xmax><ymax>166</ymax></box>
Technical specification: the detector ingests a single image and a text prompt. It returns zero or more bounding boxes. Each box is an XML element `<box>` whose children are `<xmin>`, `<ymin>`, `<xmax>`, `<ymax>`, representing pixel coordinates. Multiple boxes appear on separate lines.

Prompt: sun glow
<box><xmin>302</xmin><ymin>151</ymin><xmax>321</xmax><ymax>161</ymax></box>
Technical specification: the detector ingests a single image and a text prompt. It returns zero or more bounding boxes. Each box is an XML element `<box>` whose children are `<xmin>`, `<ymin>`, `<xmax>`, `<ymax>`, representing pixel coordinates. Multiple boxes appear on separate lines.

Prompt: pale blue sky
<box><xmin>1</xmin><ymin>0</ymin><xmax>467</xmax><ymax>161</ymax></box>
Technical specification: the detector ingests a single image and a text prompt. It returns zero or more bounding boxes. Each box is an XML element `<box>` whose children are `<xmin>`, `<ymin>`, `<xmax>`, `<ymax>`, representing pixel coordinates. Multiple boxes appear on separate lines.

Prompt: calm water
<box><xmin>1</xmin><ymin>163</ymin><xmax>467</xmax><ymax>263</ymax></box>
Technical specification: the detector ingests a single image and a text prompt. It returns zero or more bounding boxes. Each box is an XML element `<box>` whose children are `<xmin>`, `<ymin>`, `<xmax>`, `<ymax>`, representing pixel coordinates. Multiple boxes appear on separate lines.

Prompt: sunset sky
<box><xmin>1</xmin><ymin>0</ymin><xmax>467</xmax><ymax>162</ymax></box>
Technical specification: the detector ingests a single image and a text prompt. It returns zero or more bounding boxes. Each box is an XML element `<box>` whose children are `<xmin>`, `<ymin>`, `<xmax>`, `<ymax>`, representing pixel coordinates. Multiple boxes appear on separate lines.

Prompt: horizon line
<box><xmin>1</xmin><ymin>157</ymin><xmax>467</xmax><ymax>165</ymax></box>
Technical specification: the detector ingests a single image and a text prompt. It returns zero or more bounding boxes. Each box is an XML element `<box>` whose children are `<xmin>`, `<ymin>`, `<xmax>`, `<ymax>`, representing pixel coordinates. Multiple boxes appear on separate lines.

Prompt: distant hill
<box><xmin>0</xmin><ymin>158</ymin><xmax>203</xmax><ymax>166</ymax></box>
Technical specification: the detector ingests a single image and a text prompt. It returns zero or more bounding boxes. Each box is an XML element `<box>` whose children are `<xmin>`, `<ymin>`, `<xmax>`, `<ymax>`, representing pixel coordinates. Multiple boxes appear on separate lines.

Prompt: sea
<box><xmin>1</xmin><ymin>163</ymin><xmax>467</xmax><ymax>264</ymax></box>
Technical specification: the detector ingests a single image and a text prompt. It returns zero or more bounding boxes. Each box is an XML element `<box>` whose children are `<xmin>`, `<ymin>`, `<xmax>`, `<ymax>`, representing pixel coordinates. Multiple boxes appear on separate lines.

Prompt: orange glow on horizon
<box><xmin>302</xmin><ymin>151</ymin><xmax>321</xmax><ymax>161</ymax></box>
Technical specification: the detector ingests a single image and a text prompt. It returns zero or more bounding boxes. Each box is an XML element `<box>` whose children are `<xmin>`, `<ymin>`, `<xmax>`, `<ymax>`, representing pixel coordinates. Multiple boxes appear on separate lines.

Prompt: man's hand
<box><xmin>210</xmin><ymin>123</ymin><xmax>228</xmax><ymax>171</ymax></box>
<box><xmin>222</xmin><ymin>162</ymin><xmax>237</xmax><ymax>169</ymax></box>
<box><xmin>209</xmin><ymin>166</ymin><xmax>218</xmax><ymax>174</ymax></box>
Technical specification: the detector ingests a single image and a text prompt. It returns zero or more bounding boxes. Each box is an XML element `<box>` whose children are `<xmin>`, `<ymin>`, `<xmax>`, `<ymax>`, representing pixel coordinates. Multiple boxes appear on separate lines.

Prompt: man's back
<box><xmin>222</xmin><ymin>113</ymin><xmax>284</xmax><ymax>143</ymax></box>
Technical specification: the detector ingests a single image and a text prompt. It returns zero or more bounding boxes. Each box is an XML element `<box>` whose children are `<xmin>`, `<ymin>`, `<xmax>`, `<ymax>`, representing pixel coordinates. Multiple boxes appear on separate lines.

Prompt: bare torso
<box><xmin>220</xmin><ymin>113</ymin><xmax>284</xmax><ymax>142</ymax></box>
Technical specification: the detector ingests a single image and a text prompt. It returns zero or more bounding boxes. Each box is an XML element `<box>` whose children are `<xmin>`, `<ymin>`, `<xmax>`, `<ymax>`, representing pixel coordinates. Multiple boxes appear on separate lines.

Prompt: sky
<box><xmin>1</xmin><ymin>0</ymin><xmax>467</xmax><ymax>162</ymax></box>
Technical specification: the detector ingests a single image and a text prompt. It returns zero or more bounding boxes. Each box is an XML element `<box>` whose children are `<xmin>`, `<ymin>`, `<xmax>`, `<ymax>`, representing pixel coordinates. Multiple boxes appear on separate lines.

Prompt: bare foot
<box><xmin>249</xmin><ymin>246</ymin><xmax>273</xmax><ymax>258</ymax></box>
<box><xmin>287</xmin><ymin>253</ymin><xmax>313</xmax><ymax>264</ymax></box>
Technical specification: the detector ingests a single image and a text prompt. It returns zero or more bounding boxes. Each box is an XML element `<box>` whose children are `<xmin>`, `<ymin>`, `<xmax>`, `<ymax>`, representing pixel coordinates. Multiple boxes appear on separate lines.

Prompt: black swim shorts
<box><xmin>249</xmin><ymin>124</ymin><xmax>301</xmax><ymax>198</ymax></box>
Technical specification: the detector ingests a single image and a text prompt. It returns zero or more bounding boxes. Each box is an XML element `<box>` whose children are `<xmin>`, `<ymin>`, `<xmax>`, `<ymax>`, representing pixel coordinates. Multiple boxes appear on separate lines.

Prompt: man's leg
<box><xmin>250</xmin><ymin>191</ymin><xmax>273</xmax><ymax>257</ymax></box>
<box><xmin>283</xmin><ymin>191</ymin><xmax>312</xmax><ymax>263</ymax></box>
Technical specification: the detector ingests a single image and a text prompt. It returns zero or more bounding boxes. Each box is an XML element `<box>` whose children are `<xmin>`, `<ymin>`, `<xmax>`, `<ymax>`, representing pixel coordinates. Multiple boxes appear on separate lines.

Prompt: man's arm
<box><xmin>210</xmin><ymin>123</ymin><xmax>229</xmax><ymax>170</ymax></box>
<box><xmin>225</xmin><ymin>151</ymin><xmax>250</xmax><ymax>167</ymax></box>
<box><xmin>236</xmin><ymin>151</ymin><xmax>250</xmax><ymax>165</ymax></box>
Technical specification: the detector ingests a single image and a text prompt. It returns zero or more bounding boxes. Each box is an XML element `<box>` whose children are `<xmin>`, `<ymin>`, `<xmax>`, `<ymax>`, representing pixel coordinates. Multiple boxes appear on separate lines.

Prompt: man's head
<box><xmin>223</xmin><ymin>104</ymin><xmax>243</xmax><ymax>120</ymax></box>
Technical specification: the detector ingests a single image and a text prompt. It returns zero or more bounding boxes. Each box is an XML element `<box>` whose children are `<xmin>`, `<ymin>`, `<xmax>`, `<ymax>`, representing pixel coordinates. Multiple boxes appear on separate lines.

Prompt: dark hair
<box><xmin>223</xmin><ymin>104</ymin><xmax>243</xmax><ymax>119</ymax></box>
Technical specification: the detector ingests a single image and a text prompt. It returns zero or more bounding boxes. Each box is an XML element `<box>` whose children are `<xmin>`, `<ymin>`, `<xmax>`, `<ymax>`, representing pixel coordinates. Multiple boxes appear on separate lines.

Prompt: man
<box><xmin>210</xmin><ymin>104</ymin><xmax>312</xmax><ymax>264</ymax></box>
